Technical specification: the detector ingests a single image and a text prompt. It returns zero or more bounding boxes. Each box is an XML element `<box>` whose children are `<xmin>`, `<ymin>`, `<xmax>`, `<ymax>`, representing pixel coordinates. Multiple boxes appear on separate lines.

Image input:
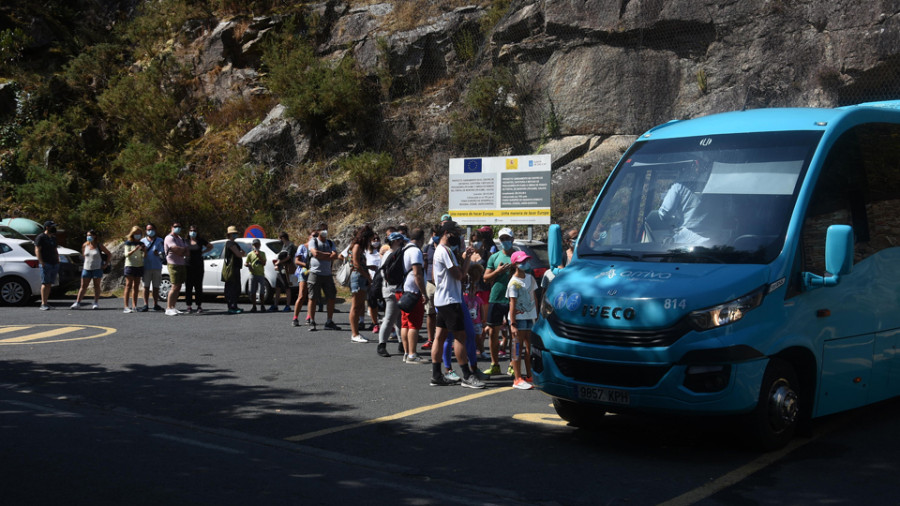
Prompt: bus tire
<box><xmin>748</xmin><ymin>357</ymin><xmax>799</xmax><ymax>451</ymax></box>
<box><xmin>553</xmin><ymin>398</ymin><xmax>606</xmax><ymax>428</ymax></box>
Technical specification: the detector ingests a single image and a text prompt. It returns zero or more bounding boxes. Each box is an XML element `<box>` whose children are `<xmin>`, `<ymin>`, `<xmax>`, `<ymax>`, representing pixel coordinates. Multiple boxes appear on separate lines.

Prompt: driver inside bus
<box><xmin>645</xmin><ymin>159</ymin><xmax>711</xmax><ymax>244</ymax></box>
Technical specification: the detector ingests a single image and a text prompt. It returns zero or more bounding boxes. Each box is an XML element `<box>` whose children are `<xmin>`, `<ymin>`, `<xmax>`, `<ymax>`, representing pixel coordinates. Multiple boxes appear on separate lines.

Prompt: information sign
<box><xmin>448</xmin><ymin>155</ymin><xmax>552</xmax><ymax>225</ymax></box>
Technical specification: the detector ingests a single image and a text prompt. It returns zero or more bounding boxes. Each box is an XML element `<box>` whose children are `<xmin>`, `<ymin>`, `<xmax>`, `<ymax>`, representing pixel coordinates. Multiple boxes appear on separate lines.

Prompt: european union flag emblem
<box><xmin>464</xmin><ymin>159</ymin><xmax>482</xmax><ymax>173</ymax></box>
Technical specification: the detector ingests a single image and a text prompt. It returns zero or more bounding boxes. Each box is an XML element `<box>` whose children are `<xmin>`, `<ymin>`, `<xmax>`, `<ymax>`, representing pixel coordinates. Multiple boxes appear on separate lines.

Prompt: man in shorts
<box><xmin>482</xmin><ymin>227</ymin><xmax>517</xmax><ymax>376</ymax></box>
<box><xmin>34</xmin><ymin>220</ymin><xmax>60</xmax><ymax>310</ymax></box>
<box><xmin>306</xmin><ymin>223</ymin><xmax>340</xmax><ymax>331</ymax></box>
<box><xmin>164</xmin><ymin>222</ymin><xmax>189</xmax><ymax>316</ymax></box>
<box><xmin>140</xmin><ymin>223</ymin><xmax>166</xmax><ymax>312</ymax></box>
<box><xmin>399</xmin><ymin>228</ymin><xmax>429</xmax><ymax>363</ymax></box>
<box><xmin>430</xmin><ymin>221</ymin><xmax>484</xmax><ymax>388</ymax></box>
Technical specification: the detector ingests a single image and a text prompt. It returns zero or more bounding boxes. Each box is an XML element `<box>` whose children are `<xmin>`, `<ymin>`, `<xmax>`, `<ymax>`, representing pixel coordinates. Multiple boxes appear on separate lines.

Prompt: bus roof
<box><xmin>640</xmin><ymin>100</ymin><xmax>900</xmax><ymax>140</ymax></box>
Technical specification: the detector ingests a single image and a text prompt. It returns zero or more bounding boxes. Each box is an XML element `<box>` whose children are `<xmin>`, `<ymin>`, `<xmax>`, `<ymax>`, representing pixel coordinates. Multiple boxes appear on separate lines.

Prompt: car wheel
<box><xmin>158</xmin><ymin>274</ymin><xmax>172</xmax><ymax>301</ymax></box>
<box><xmin>746</xmin><ymin>357</ymin><xmax>800</xmax><ymax>451</ymax></box>
<box><xmin>552</xmin><ymin>398</ymin><xmax>606</xmax><ymax>428</ymax></box>
<box><xmin>0</xmin><ymin>276</ymin><xmax>32</xmax><ymax>306</ymax></box>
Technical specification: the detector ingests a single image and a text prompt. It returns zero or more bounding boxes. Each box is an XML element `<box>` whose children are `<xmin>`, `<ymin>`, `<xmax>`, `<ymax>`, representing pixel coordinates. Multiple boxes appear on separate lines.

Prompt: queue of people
<box><xmin>33</xmin><ymin>217</ymin><xmax>548</xmax><ymax>391</ymax></box>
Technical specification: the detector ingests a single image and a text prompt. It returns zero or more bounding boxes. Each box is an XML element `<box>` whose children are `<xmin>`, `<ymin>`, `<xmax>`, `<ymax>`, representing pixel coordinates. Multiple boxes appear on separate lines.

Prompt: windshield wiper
<box><xmin>581</xmin><ymin>251</ymin><xmax>642</xmax><ymax>261</ymax></box>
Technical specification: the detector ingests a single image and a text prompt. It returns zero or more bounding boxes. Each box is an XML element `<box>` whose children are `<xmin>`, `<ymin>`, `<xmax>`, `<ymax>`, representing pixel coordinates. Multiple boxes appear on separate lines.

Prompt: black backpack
<box><xmin>381</xmin><ymin>245</ymin><xmax>412</xmax><ymax>287</ymax></box>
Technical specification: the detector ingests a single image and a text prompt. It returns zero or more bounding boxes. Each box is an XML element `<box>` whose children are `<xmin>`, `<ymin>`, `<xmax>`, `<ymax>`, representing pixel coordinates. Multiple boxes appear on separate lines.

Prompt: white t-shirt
<box><xmin>403</xmin><ymin>244</ymin><xmax>424</xmax><ymax>293</ymax></box>
<box><xmin>506</xmin><ymin>273</ymin><xmax>537</xmax><ymax>321</ymax></box>
<box><xmin>433</xmin><ymin>244</ymin><xmax>462</xmax><ymax>306</ymax></box>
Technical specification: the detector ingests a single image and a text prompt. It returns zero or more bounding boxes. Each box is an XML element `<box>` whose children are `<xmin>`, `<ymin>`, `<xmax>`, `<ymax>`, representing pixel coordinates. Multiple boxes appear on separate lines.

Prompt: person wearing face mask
<box><xmin>185</xmin><ymin>225</ymin><xmax>212</xmax><ymax>313</ymax></box>
<box><xmin>70</xmin><ymin>229</ymin><xmax>111</xmax><ymax>310</ymax></box>
<box><xmin>140</xmin><ymin>223</ymin><xmax>166</xmax><ymax>312</ymax></box>
<box><xmin>164</xmin><ymin>222</ymin><xmax>189</xmax><ymax>315</ymax></box>
<box><xmin>34</xmin><ymin>220</ymin><xmax>60</xmax><ymax>310</ymax></box>
<box><xmin>223</xmin><ymin>225</ymin><xmax>246</xmax><ymax>314</ymax></box>
<box><xmin>429</xmin><ymin>221</ymin><xmax>484</xmax><ymax>388</ymax></box>
<box><xmin>365</xmin><ymin>233</ymin><xmax>383</xmax><ymax>334</ymax></box>
<box><xmin>306</xmin><ymin>222</ymin><xmax>341</xmax><ymax>331</ymax></box>
<box><xmin>122</xmin><ymin>226</ymin><xmax>146</xmax><ymax>313</ymax></box>
<box><xmin>420</xmin><ymin>224</ymin><xmax>441</xmax><ymax>351</ymax></box>
<box><xmin>482</xmin><ymin>227</ymin><xmax>518</xmax><ymax>376</ymax></box>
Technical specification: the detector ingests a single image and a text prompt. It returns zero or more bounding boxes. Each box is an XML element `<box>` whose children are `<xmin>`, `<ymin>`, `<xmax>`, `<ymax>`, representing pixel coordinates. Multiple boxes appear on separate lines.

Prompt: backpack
<box><xmin>368</xmin><ymin>269</ymin><xmax>386</xmax><ymax>311</ymax></box>
<box><xmin>381</xmin><ymin>244</ymin><xmax>413</xmax><ymax>287</ymax></box>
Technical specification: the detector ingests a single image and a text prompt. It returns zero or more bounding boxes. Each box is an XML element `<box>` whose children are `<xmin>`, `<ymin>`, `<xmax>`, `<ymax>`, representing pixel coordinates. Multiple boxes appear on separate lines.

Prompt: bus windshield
<box><xmin>578</xmin><ymin>131</ymin><xmax>823</xmax><ymax>264</ymax></box>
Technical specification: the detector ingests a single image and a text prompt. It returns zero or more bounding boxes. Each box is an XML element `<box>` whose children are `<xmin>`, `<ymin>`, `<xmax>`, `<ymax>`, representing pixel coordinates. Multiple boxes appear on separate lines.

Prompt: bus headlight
<box><xmin>540</xmin><ymin>292</ymin><xmax>555</xmax><ymax>319</ymax></box>
<box><xmin>688</xmin><ymin>287</ymin><xmax>765</xmax><ymax>331</ymax></box>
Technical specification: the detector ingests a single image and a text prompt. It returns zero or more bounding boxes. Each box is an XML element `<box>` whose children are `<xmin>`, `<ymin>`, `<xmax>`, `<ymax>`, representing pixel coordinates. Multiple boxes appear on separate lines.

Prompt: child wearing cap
<box><xmin>246</xmin><ymin>239</ymin><xmax>268</xmax><ymax>312</ymax></box>
<box><xmin>506</xmin><ymin>250</ymin><xmax>538</xmax><ymax>390</ymax></box>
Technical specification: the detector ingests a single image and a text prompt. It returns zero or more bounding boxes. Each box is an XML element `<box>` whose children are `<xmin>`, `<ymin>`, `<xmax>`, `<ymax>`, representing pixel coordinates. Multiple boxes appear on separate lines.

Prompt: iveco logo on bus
<box><xmin>582</xmin><ymin>305</ymin><xmax>637</xmax><ymax>320</ymax></box>
<box><xmin>620</xmin><ymin>270</ymin><xmax>672</xmax><ymax>280</ymax></box>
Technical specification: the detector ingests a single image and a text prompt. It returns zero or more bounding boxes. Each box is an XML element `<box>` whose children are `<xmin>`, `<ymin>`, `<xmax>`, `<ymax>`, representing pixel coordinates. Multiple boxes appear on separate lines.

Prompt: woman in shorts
<box><xmin>349</xmin><ymin>225</ymin><xmax>375</xmax><ymax>343</ymax></box>
<box><xmin>70</xmin><ymin>229</ymin><xmax>112</xmax><ymax>310</ymax></box>
<box><xmin>122</xmin><ymin>226</ymin><xmax>146</xmax><ymax>313</ymax></box>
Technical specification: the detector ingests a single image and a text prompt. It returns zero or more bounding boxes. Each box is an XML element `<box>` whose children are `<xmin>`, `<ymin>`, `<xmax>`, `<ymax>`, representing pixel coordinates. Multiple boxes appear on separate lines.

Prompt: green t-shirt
<box><xmin>246</xmin><ymin>250</ymin><xmax>267</xmax><ymax>277</ymax></box>
<box><xmin>487</xmin><ymin>250</ymin><xmax>513</xmax><ymax>304</ymax></box>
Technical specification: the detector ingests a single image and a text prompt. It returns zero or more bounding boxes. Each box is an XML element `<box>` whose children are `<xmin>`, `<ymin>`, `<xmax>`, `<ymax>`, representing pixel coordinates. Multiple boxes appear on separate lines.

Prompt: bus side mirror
<box><xmin>548</xmin><ymin>224</ymin><xmax>563</xmax><ymax>275</ymax></box>
<box><xmin>802</xmin><ymin>225</ymin><xmax>853</xmax><ymax>290</ymax></box>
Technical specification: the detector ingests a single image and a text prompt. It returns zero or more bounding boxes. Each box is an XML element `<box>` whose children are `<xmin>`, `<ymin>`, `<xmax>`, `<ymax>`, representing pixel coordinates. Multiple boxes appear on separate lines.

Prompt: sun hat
<box><xmin>510</xmin><ymin>250</ymin><xmax>531</xmax><ymax>264</ymax></box>
<box><xmin>226</xmin><ymin>225</ymin><xmax>239</xmax><ymax>235</ymax></box>
<box><xmin>387</xmin><ymin>232</ymin><xmax>408</xmax><ymax>243</ymax></box>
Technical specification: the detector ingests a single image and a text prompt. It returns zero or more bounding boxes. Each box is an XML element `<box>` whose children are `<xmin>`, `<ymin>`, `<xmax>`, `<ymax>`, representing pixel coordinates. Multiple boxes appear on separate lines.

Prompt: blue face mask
<box><xmin>520</xmin><ymin>261</ymin><xmax>531</xmax><ymax>271</ymax></box>
<box><xmin>134</xmin><ymin>234</ymin><xmax>142</xmax><ymax>240</ymax></box>
<box><xmin>86</xmin><ymin>236</ymin><xmax>94</xmax><ymax>242</ymax></box>
<box><xmin>432</xmin><ymin>236</ymin><xmax>440</xmax><ymax>245</ymax></box>
<box><xmin>147</xmin><ymin>230</ymin><xmax>156</xmax><ymax>237</ymax></box>
<box><xmin>501</xmin><ymin>240</ymin><xmax>513</xmax><ymax>251</ymax></box>
<box><xmin>189</xmin><ymin>231</ymin><xmax>197</xmax><ymax>238</ymax></box>
<box><xmin>173</xmin><ymin>227</ymin><xmax>182</xmax><ymax>235</ymax></box>
<box><xmin>473</xmin><ymin>241</ymin><xmax>482</xmax><ymax>249</ymax></box>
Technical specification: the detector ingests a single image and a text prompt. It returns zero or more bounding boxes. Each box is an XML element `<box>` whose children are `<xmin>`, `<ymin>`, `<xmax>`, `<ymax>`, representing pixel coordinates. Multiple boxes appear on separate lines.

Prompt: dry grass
<box><xmin>349</xmin><ymin>0</ymin><xmax>490</xmax><ymax>32</ymax></box>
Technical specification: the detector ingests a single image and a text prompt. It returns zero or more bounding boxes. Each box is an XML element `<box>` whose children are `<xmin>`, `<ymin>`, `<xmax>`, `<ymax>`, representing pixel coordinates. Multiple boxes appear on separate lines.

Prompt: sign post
<box><xmin>448</xmin><ymin>155</ymin><xmax>552</xmax><ymax>226</ymax></box>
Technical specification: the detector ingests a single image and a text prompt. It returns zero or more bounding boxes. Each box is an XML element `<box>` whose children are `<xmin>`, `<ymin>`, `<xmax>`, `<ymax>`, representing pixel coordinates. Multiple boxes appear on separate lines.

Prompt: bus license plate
<box><xmin>576</xmin><ymin>385</ymin><xmax>630</xmax><ymax>405</ymax></box>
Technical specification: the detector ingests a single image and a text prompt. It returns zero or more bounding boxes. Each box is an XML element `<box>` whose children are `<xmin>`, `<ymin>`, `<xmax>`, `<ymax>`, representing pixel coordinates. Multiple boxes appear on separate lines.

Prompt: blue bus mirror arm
<box><xmin>802</xmin><ymin>224</ymin><xmax>854</xmax><ymax>291</ymax></box>
<box><xmin>548</xmin><ymin>224</ymin><xmax>564</xmax><ymax>268</ymax></box>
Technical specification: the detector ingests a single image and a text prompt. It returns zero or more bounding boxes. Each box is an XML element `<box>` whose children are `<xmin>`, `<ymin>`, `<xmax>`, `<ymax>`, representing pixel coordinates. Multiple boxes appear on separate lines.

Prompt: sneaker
<box><xmin>405</xmin><ymin>354</ymin><xmax>430</xmax><ymax>364</ymax></box>
<box><xmin>137</xmin><ymin>305</ymin><xmax>149</xmax><ymax>312</ymax></box>
<box><xmin>421</xmin><ymin>340</ymin><xmax>433</xmax><ymax>350</ymax></box>
<box><xmin>461</xmin><ymin>375</ymin><xmax>486</xmax><ymax>389</ymax></box>
<box><xmin>513</xmin><ymin>378</ymin><xmax>534</xmax><ymax>390</ymax></box>
<box><xmin>152</xmin><ymin>304</ymin><xmax>164</xmax><ymax>312</ymax></box>
<box><xmin>508</xmin><ymin>365</ymin><xmax>515</xmax><ymax>376</ymax></box>
<box><xmin>250</xmin><ymin>307</ymin><xmax>258</xmax><ymax>313</ymax></box>
<box><xmin>259</xmin><ymin>307</ymin><xmax>267</xmax><ymax>313</ymax></box>
<box><xmin>484</xmin><ymin>363</ymin><xmax>501</xmax><ymax>376</ymax></box>
<box><xmin>123</xmin><ymin>307</ymin><xmax>133</xmax><ymax>314</ymax></box>
<box><xmin>70</xmin><ymin>302</ymin><xmax>80</xmax><ymax>309</ymax></box>
<box><xmin>525</xmin><ymin>376</ymin><xmax>534</xmax><ymax>384</ymax></box>
<box><xmin>186</xmin><ymin>306</ymin><xmax>193</xmax><ymax>313</ymax></box>
<box><xmin>444</xmin><ymin>370</ymin><xmax>462</xmax><ymax>383</ymax></box>
<box><xmin>372</xmin><ymin>325</ymin><xmax>380</xmax><ymax>334</ymax></box>
<box><xmin>388</xmin><ymin>332</ymin><xmax>399</xmax><ymax>342</ymax></box>
<box><xmin>430</xmin><ymin>375</ymin><xmax>455</xmax><ymax>387</ymax></box>
<box><xmin>472</xmin><ymin>368</ymin><xmax>489</xmax><ymax>382</ymax></box>
<box><xmin>165</xmin><ymin>309</ymin><xmax>179</xmax><ymax>316</ymax></box>
<box><xmin>268</xmin><ymin>305</ymin><xmax>278</xmax><ymax>312</ymax></box>
<box><xmin>196</xmin><ymin>307</ymin><xmax>204</xmax><ymax>314</ymax></box>
<box><xmin>292</xmin><ymin>318</ymin><xmax>300</xmax><ymax>327</ymax></box>
<box><xmin>282</xmin><ymin>306</ymin><xmax>291</xmax><ymax>312</ymax></box>
<box><xmin>308</xmin><ymin>320</ymin><xmax>317</xmax><ymax>331</ymax></box>
<box><xmin>324</xmin><ymin>321</ymin><xmax>341</xmax><ymax>331</ymax></box>
<box><xmin>39</xmin><ymin>304</ymin><xmax>54</xmax><ymax>310</ymax></box>
<box><xmin>377</xmin><ymin>343</ymin><xmax>391</xmax><ymax>357</ymax></box>
<box><xmin>351</xmin><ymin>335</ymin><xmax>369</xmax><ymax>343</ymax></box>
<box><xmin>92</xmin><ymin>303</ymin><xmax>99</xmax><ymax>310</ymax></box>
<box><xmin>498</xmin><ymin>350</ymin><xmax>508</xmax><ymax>360</ymax></box>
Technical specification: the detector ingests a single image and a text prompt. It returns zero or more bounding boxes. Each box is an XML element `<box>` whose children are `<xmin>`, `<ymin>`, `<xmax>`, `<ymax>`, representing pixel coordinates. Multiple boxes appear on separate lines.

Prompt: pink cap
<box><xmin>510</xmin><ymin>250</ymin><xmax>531</xmax><ymax>264</ymax></box>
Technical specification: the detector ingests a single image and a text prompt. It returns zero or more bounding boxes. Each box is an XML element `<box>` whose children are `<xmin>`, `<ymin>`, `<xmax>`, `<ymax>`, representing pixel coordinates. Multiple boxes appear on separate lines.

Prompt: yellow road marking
<box><xmin>513</xmin><ymin>413</ymin><xmax>569</xmax><ymax>426</ymax></box>
<box><xmin>286</xmin><ymin>387</ymin><xmax>512</xmax><ymax>442</ymax></box>
<box><xmin>0</xmin><ymin>324</ymin><xmax>116</xmax><ymax>344</ymax></box>
<box><xmin>0</xmin><ymin>326</ymin><xmax>32</xmax><ymax>334</ymax></box>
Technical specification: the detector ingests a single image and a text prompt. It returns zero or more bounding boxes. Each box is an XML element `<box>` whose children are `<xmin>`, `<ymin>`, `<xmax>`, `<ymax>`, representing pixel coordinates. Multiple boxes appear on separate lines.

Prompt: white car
<box><xmin>0</xmin><ymin>225</ymin><xmax>84</xmax><ymax>294</ymax></box>
<box><xmin>0</xmin><ymin>238</ymin><xmax>42</xmax><ymax>306</ymax></box>
<box><xmin>158</xmin><ymin>238</ymin><xmax>296</xmax><ymax>302</ymax></box>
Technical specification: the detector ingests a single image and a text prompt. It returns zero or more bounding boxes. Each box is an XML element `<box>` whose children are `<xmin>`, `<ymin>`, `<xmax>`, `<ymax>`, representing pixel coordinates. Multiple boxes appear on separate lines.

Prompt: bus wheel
<box><xmin>748</xmin><ymin>357</ymin><xmax>799</xmax><ymax>451</ymax></box>
<box><xmin>553</xmin><ymin>398</ymin><xmax>606</xmax><ymax>428</ymax></box>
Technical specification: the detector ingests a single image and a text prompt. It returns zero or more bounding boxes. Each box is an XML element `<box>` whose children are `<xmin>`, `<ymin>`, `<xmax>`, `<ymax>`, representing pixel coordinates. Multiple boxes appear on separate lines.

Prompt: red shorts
<box><xmin>397</xmin><ymin>292</ymin><xmax>424</xmax><ymax>330</ymax></box>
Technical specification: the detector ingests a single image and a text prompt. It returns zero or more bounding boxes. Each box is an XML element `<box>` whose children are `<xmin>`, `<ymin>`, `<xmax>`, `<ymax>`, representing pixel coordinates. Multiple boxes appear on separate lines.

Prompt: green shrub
<box><xmin>451</xmin><ymin>66</ymin><xmax>525</xmax><ymax>155</ymax></box>
<box><xmin>262</xmin><ymin>27</ymin><xmax>372</xmax><ymax>145</ymax></box>
<box><xmin>339</xmin><ymin>151</ymin><xmax>394</xmax><ymax>204</ymax></box>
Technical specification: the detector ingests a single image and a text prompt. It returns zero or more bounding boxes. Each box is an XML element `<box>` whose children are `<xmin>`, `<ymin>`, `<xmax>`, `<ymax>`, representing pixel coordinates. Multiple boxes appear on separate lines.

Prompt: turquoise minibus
<box><xmin>533</xmin><ymin>101</ymin><xmax>900</xmax><ymax>449</ymax></box>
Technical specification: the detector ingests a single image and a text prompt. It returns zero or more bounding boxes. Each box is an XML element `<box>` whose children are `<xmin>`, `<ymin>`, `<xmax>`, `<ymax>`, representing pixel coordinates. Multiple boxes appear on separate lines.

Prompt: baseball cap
<box><xmin>251</xmin><ymin>238</ymin><xmax>261</xmax><ymax>245</ymax></box>
<box><xmin>44</xmin><ymin>220</ymin><xmax>57</xmax><ymax>229</ymax></box>
<box><xmin>440</xmin><ymin>213</ymin><xmax>452</xmax><ymax>222</ymax></box>
<box><xmin>439</xmin><ymin>221</ymin><xmax>460</xmax><ymax>236</ymax></box>
<box><xmin>477</xmin><ymin>225</ymin><xmax>493</xmax><ymax>233</ymax></box>
<box><xmin>510</xmin><ymin>250</ymin><xmax>531</xmax><ymax>264</ymax></box>
<box><xmin>498</xmin><ymin>227</ymin><xmax>514</xmax><ymax>239</ymax></box>
<box><xmin>387</xmin><ymin>232</ymin><xmax>408</xmax><ymax>243</ymax></box>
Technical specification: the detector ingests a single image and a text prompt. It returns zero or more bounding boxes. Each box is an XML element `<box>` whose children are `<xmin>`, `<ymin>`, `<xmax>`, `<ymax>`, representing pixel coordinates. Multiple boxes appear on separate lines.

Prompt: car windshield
<box><xmin>0</xmin><ymin>226</ymin><xmax>29</xmax><ymax>240</ymax></box>
<box><xmin>578</xmin><ymin>131</ymin><xmax>822</xmax><ymax>264</ymax></box>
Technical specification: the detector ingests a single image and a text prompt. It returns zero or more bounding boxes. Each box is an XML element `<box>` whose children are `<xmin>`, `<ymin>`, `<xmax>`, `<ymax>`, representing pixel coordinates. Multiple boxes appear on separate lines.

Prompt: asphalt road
<box><xmin>1</xmin><ymin>295</ymin><xmax>899</xmax><ymax>505</ymax></box>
